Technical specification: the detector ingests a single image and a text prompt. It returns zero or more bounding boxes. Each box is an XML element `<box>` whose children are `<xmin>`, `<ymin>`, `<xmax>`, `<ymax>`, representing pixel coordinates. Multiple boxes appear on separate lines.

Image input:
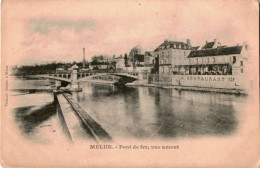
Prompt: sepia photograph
<box><xmin>1</xmin><ymin>0</ymin><xmax>259</xmax><ymax>168</ymax></box>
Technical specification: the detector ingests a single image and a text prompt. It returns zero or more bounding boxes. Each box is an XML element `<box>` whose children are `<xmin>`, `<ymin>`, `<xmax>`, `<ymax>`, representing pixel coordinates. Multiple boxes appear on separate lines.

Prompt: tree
<box><xmin>129</xmin><ymin>45</ymin><xmax>142</xmax><ymax>69</ymax></box>
<box><xmin>124</xmin><ymin>53</ymin><xmax>128</xmax><ymax>67</ymax></box>
<box><xmin>91</xmin><ymin>55</ymin><xmax>104</xmax><ymax>63</ymax></box>
<box><xmin>151</xmin><ymin>56</ymin><xmax>159</xmax><ymax>74</ymax></box>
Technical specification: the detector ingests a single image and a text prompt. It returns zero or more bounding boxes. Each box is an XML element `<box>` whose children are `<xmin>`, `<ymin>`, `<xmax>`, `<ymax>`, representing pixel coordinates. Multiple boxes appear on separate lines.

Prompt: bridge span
<box><xmin>28</xmin><ymin>74</ymin><xmax>72</xmax><ymax>83</ymax></box>
<box><xmin>28</xmin><ymin>69</ymin><xmax>144</xmax><ymax>90</ymax></box>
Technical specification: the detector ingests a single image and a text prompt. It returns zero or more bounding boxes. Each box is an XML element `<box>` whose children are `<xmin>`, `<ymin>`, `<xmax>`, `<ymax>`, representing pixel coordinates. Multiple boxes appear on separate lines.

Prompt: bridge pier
<box><xmin>55</xmin><ymin>80</ymin><xmax>61</xmax><ymax>87</ymax></box>
<box><xmin>68</xmin><ymin>65</ymin><xmax>81</xmax><ymax>91</ymax></box>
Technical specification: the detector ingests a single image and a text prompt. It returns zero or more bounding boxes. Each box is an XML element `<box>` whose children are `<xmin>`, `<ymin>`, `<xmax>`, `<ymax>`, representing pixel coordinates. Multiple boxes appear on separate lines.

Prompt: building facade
<box><xmin>153</xmin><ymin>39</ymin><xmax>194</xmax><ymax>75</ymax></box>
<box><xmin>115</xmin><ymin>56</ymin><xmax>125</xmax><ymax>70</ymax></box>
<box><xmin>144</xmin><ymin>51</ymin><xmax>155</xmax><ymax>67</ymax></box>
<box><xmin>174</xmin><ymin>41</ymin><xmax>248</xmax><ymax>76</ymax></box>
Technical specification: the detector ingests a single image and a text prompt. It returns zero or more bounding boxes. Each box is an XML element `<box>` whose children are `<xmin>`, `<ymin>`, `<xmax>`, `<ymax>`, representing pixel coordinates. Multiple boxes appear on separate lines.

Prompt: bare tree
<box><xmin>129</xmin><ymin>45</ymin><xmax>142</xmax><ymax>69</ymax></box>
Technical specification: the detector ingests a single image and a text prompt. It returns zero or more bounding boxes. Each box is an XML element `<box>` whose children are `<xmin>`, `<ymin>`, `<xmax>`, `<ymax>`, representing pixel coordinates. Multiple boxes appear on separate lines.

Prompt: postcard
<box><xmin>1</xmin><ymin>0</ymin><xmax>259</xmax><ymax>167</ymax></box>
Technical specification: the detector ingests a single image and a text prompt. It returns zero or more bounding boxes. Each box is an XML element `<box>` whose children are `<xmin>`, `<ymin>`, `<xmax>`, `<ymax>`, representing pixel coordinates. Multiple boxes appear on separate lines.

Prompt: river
<box><xmin>9</xmin><ymin>78</ymin><xmax>247</xmax><ymax>143</ymax></box>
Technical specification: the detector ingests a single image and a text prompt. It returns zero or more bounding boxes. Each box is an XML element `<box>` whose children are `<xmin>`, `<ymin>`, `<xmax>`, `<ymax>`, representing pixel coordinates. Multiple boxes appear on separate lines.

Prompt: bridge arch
<box><xmin>77</xmin><ymin>73</ymin><xmax>138</xmax><ymax>82</ymax></box>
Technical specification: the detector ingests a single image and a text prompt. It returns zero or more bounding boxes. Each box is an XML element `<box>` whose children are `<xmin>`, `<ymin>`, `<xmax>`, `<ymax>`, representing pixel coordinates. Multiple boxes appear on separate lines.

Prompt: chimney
<box><xmin>213</xmin><ymin>39</ymin><xmax>218</xmax><ymax>48</ymax></box>
<box><xmin>243</xmin><ymin>41</ymin><xmax>248</xmax><ymax>50</ymax></box>
<box><xmin>186</xmin><ymin>39</ymin><xmax>191</xmax><ymax>49</ymax></box>
<box><xmin>83</xmin><ymin>48</ymin><xmax>86</xmax><ymax>68</ymax></box>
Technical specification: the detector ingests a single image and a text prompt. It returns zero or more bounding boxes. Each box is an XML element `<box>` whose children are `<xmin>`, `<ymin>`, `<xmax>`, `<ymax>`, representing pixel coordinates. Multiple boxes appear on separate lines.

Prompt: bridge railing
<box><xmin>78</xmin><ymin>69</ymin><xmax>139</xmax><ymax>74</ymax></box>
<box><xmin>28</xmin><ymin>69</ymin><xmax>142</xmax><ymax>78</ymax></box>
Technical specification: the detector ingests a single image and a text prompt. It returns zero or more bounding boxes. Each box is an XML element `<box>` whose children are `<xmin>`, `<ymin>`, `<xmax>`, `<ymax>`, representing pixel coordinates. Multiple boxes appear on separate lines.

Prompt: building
<box><xmin>89</xmin><ymin>61</ymin><xmax>109</xmax><ymax>70</ymax></box>
<box><xmin>144</xmin><ymin>51</ymin><xmax>155</xmax><ymax>67</ymax></box>
<box><xmin>201</xmin><ymin>39</ymin><xmax>220</xmax><ymax>50</ymax></box>
<box><xmin>56</xmin><ymin>67</ymin><xmax>65</xmax><ymax>73</ymax></box>
<box><xmin>153</xmin><ymin>39</ymin><xmax>194</xmax><ymax>75</ymax></box>
<box><xmin>115</xmin><ymin>56</ymin><xmax>125</xmax><ymax>70</ymax></box>
<box><xmin>175</xmin><ymin>42</ymin><xmax>248</xmax><ymax>76</ymax></box>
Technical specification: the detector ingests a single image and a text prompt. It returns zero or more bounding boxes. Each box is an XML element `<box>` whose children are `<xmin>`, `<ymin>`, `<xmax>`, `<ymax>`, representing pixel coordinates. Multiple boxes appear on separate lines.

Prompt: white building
<box><xmin>175</xmin><ymin>41</ymin><xmax>248</xmax><ymax>76</ymax></box>
<box><xmin>115</xmin><ymin>57</ymin><xmax>125</xmax><ymax>70</ymax></box>
<box><xmin>153</xmin><ymin>39</ymin><xmax>196</xmax><ymax>75</ymax></box>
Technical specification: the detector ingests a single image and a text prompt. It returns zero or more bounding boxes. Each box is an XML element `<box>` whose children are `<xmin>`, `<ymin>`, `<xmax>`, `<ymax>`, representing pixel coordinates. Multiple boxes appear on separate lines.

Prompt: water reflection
<box><xmin>74</xmin><ymin>82</ymin><xmax>245</xmax><ymax>140</ymax></box>
<box><xmin>10</xmin><ymin>77</ymin><xmax>246</xmax><ymax>142</ymax></box>
<box><xmin>13</xmin><ymin>101</ymin><xmax>57</xmax><ymax>135</ymax></box>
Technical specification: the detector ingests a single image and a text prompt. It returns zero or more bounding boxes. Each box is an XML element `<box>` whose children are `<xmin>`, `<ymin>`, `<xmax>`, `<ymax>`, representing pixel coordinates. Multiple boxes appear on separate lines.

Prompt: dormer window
<box><xmin>173</xmin><ymin>45</ymin><xmax>176</xmax><ymax>48</ymax></box>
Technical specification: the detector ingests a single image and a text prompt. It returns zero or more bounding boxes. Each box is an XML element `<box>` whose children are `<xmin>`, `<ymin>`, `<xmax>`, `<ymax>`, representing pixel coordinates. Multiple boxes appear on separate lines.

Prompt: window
<box><xmin>162</xmin><ymin>52</ymin><xmax>164</xmax><ymax>57</ymax></box>
<box><xmin>213</xmin><ymin>57</ymin><xmax>216</xmax><ymax>63</ymax></box>
<box><xmin>240</xmin><ymin>61</ymin><xmax>243</xmax><ymax>66</ymax></box>
<box><xmin>233</xmin><ymin>56</ymin><xmax>236</xmax><ymax>64</ymax></box>
<box><xmin>167</xmin><ymin>51</ymin><xmax>170</xmax><ymax>57</ymax></box>
<box><xmin>161</xmin><ymin>60</ymin><xmax>164</xmax><ymax>64</ymax></box>
<box><xmin>207</xmin><ymin>58</ymin><xmax>209</xmax><ymax>63</ymax></box>
<box><xmin>241</xmin><ymin>69</ymin><xmax>243</xmax><ymax>73</ymax></box>
<box><xmin>196</xmin><ymin>58</ymin><xmax>198</xmax><ymax>64</ymax></box>
<box><xmin>143</xmin><ymin>73</ymin><xmax>147</xmax><ymax>79</ymax></box>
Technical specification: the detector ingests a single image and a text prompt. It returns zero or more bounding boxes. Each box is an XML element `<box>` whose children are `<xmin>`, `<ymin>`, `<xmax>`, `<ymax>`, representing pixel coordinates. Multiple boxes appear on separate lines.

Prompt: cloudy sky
<box><xmin>2</xmin><ymin>0</ymin><xmax>258</xmax><ymax>65</ymax></box>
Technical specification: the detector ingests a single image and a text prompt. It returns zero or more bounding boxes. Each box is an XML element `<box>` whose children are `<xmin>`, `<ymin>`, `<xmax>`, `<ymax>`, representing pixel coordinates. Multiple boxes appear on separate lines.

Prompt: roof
<box><xmin>192</xmin><ymin>46</ymin><xmax>200</xmax><ymax>50</ymax></box>
<box><xmin>145</xmin><ymin>51</ymin><xmax>153</xmax><ymax>56</ymax></box>
<box><xmin>202</xmin><ymin>42</ymin><xmax>215</xmax><ymax>49</ymax></box>
<box><xmin>188</xmin><ymin>46</ymin><xmax>243</xmax><ymax>58</ymax></box>
<box><xmin>154</xmin><ymin>40</ymin><xmax>189</xmax><ymax>52</ymax></box>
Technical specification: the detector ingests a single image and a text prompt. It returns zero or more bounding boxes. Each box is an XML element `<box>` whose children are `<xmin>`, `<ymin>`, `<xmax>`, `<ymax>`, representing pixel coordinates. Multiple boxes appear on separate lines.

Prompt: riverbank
<box><xmin>79</xmin><ymin>79</ymin><xmax>116</xmax><ymax>84</ymax></box>
<box><xmin>80</xmin><ymin>79</ymin><xmax>247</xmax><ymax>95</ymax></box>
<box><xmin>126</xmin><ymin>82</ymin><xmax>247</xmax><ymax>95</ymax></box>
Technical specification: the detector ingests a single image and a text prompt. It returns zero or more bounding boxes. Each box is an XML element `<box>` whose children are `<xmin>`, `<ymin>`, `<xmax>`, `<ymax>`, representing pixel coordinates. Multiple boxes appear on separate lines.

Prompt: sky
<box><xmin>2</xmin><ymin>0</ymin><xmax>259</xmax><ymax>66</ymax></box>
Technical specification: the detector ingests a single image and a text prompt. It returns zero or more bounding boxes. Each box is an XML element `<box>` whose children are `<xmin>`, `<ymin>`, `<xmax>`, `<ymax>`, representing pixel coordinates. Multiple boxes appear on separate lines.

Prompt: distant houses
<box><xmin>52</xmin><ymin>38</ymin><xmax>248</xmax><ymax>78</ymax></box>
<box><xmin>89</xmin><ymin>61</ymin><xmax>110</xmax><ymax>70</ymax></box>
